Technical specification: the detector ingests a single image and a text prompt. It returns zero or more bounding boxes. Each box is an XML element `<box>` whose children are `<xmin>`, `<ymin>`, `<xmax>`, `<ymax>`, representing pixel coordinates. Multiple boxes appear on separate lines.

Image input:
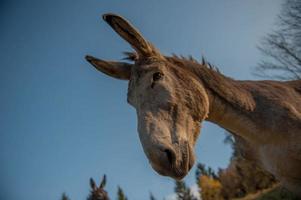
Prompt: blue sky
<box><xmin>0</xmin><ymin>1</ymin><xmax>281</xmax><ymax>200</ymax></box>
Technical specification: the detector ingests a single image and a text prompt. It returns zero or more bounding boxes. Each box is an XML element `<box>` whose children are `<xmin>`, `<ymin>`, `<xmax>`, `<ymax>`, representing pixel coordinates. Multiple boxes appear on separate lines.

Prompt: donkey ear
<box><xmin>102</xmin><ymin>13</ymin><xmax>160</xmax><ymax>58</ymax></box>
<box><xmin>90</xmin><ymin>178</ymin><xmax>97</xmax><ymax>191</ymax></box>
<box><xmin>100</xmin><ymin>174</ymin><xmax>106</xmax><ymax>188</ymax></box>
<box><xmin>86</xmin><ymin>55</ymin><xmax>132</xmax><ymax>80</ymax></box>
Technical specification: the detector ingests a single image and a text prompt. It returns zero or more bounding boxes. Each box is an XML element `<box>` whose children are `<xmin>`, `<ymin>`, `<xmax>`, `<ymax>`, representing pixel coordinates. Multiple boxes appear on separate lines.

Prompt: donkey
<box><xmin>85</xmin><ymin>13</ymin><xmax>301</xmax><ymax>195</ymax></box>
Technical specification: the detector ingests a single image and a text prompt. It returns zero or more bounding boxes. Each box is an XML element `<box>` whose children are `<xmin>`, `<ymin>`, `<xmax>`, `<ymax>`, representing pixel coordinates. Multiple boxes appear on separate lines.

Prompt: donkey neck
<box><xmin>193</xmin><ymin>66</ymin><xmax>261</xmax><ymax>143</ymax></box>
<box><xmin>205</xmin><ymin>89</ymin><xmax>258</xmax><ymax>142</ymax></box>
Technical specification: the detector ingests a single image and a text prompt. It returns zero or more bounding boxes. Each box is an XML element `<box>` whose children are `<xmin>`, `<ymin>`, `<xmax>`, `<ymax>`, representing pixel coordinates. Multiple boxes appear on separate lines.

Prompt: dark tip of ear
<box><xmin>102</xmin><ymin>13</ymin><xmax>117</xmax><ymax>24</ymax></box>
<box><xmin>85</xmin><ymin>55</ymin><xmax>95</xmax><ymax>63</ymax></box>
<box><xmin>102</xmin><ymin>14</ymin><xmax>109</xmax><ymax>21</ymax></box>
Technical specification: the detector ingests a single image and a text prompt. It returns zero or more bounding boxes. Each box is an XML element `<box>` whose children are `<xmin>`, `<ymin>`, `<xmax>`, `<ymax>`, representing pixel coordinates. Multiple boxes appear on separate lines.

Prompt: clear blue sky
<box><xmin>0</xmin><ymin>1</ymin><xmax>281</xmax><ymax>200</ymax></box>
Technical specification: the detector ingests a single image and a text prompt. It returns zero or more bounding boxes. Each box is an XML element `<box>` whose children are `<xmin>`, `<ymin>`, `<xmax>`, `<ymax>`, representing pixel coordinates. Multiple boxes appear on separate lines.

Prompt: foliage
<box><xmin>256</xmin><ymin>0</ymin><xmax>301</xmax><ymax>80</ymax></box>
<box><xmin>117</xmin><ymin>186</ymin><xmax>128</xmax><ymax>200</ymax></box>
<box><xmin>198</xmin><ymin>175</ymin><xmax>223</xmax><ymax>200</ymax></box>
<box><xmin>149</xmin><ymin>192</ymin><xmax>157</xmax><ymax>200</ymax></box>
<box><xmin>61</xmin><ymin>193</ymin><xmax>70</xmax><ymax>200</ymax></box>
<box><xmin>174</xmin><ymin>180</ymin><xmax>198</xmax><ymax>200</ymax></box>
<box><xmin>195</xmin><ymin>163</ymin><xmax>218</xmax><ymax>182</ymax></box>
<box><xmin>195</xmin><ymin>163</ymin><xmax>223</xmax><ymax>200</ymax></box>
<box><xmin>218</xmin><ymin>158</ymin><xmax>276</xmax><ymax>199</ymax></box>
<box><xmin>223</xmin><ymin>132</ymin><xmax>240</xmax><ymax>159</ymax></box>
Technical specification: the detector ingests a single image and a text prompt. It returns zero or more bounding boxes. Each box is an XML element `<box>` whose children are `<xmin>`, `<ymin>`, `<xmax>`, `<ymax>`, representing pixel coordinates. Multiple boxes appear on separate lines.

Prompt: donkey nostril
<box><xmin>164</xmin><ymin>149</ymin><xmax>175</xmax><ymax>166</ymax></box>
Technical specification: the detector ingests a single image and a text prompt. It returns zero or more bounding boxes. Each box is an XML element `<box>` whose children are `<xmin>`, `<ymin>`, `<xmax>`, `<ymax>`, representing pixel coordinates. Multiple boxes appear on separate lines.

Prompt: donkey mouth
<box><xmin>171</xmin><ymin>142</ymin><xmax>194</xmax><ymax>180</ymax></box>
<box><xmin>151</xmin><ymin>142</ymin><xmax>194</xmax><ymax>180</ymax></box>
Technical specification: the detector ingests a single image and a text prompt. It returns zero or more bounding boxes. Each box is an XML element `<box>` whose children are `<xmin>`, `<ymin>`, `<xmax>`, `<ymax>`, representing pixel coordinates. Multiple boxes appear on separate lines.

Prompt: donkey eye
<box><xmin>153</xmin><ymin>72</ymin><xmax>164</xmax><ymax>81</ymax></box>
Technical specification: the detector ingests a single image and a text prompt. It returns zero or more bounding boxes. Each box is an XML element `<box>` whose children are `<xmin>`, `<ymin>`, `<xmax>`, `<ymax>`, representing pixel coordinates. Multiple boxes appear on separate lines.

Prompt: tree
<box><xmin>195</xmin><ymin>163</ymin><xmax>218</xmax><ymax>181</ymax></box>
<box><xmin>220</xmin><ymin>133</ymin><xmax>277</xmax><ymax>199</ymax></box>
<box><xmin>198</xmin><ymin>175</ymin><xmax>222</xmax><ymax>200</ymax></box>
<box><xmin>256</xmin><ymin>0</ymin><xmax>301</xmax><ymax>80</ymax></box>
<box><xmin>218</xmin><ymin>157</ymin><xmax>276</xmax><ymax>199</ymax></box>
<box><xmin>149</xmin><ymin>192</ymin><xmax>157</xmax><ymax>200</ymax></box>
<box><xmin>117</xmin><ymin>186</ymin><xmax>128</xmax><ymax>200</ymax></box>
<box><xmin>174</xmin><ymin>180</ymin><xmax>198</xmax><ymax>200</ymax></box>
<box><xmin>61</xmin><ymin>193</ymin><xmax>70</xmax><ymax>200</ymax></box>
<box><xmin>195</xmin><ymin>164</ymin><xmax>222</xmax><ymax>200</ymax></box>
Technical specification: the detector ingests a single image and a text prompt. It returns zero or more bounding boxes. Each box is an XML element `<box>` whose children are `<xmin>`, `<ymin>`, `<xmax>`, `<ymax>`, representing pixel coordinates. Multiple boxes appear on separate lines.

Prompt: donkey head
<box><xmin>86</xmin><ymin>14</ymin><xmax>210</xmax><ymax>179</ymax></box>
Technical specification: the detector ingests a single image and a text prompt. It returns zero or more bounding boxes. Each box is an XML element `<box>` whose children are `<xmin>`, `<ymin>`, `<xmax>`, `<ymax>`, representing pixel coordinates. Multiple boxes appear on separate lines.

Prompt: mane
<box><xmin>123</xmin><ymin>52</ymin><xmax>256</xmax><ymax>111</ymax></box>
<box><xmin>168</xmin><ymin>54</ymin><xmax>221</xmax><ymax>74</ymax></box>
<box><xmin>123</xmin><ymin>51</ymin><xmax>220</xmax><ymax>72</ymax></box>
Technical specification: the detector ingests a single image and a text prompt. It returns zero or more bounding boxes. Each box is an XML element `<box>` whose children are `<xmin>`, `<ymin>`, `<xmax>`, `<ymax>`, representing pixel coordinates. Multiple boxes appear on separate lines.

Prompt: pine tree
<box><xmin>174</xmin><ymin>180</ymin><xmax>197</xmax><ymax>200</ymax></box>
<box><xmin>117</xmin><ymin>186</ymin><xmax>128</xmax><ymax>200</ymax></box>
<box><xmin>195</xmin><ymin>163</ymin><xmax>218</xmax><ymax>183</ymax></box>
<box><xmin>149</xmin><ymin>192</ymin><xmax>156</xmax><ymax>200</ymax></box>
<box><xmin>61</xmin><ymin>193</ymin><xmax>70</xmax><ymax>200</ymax></box>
